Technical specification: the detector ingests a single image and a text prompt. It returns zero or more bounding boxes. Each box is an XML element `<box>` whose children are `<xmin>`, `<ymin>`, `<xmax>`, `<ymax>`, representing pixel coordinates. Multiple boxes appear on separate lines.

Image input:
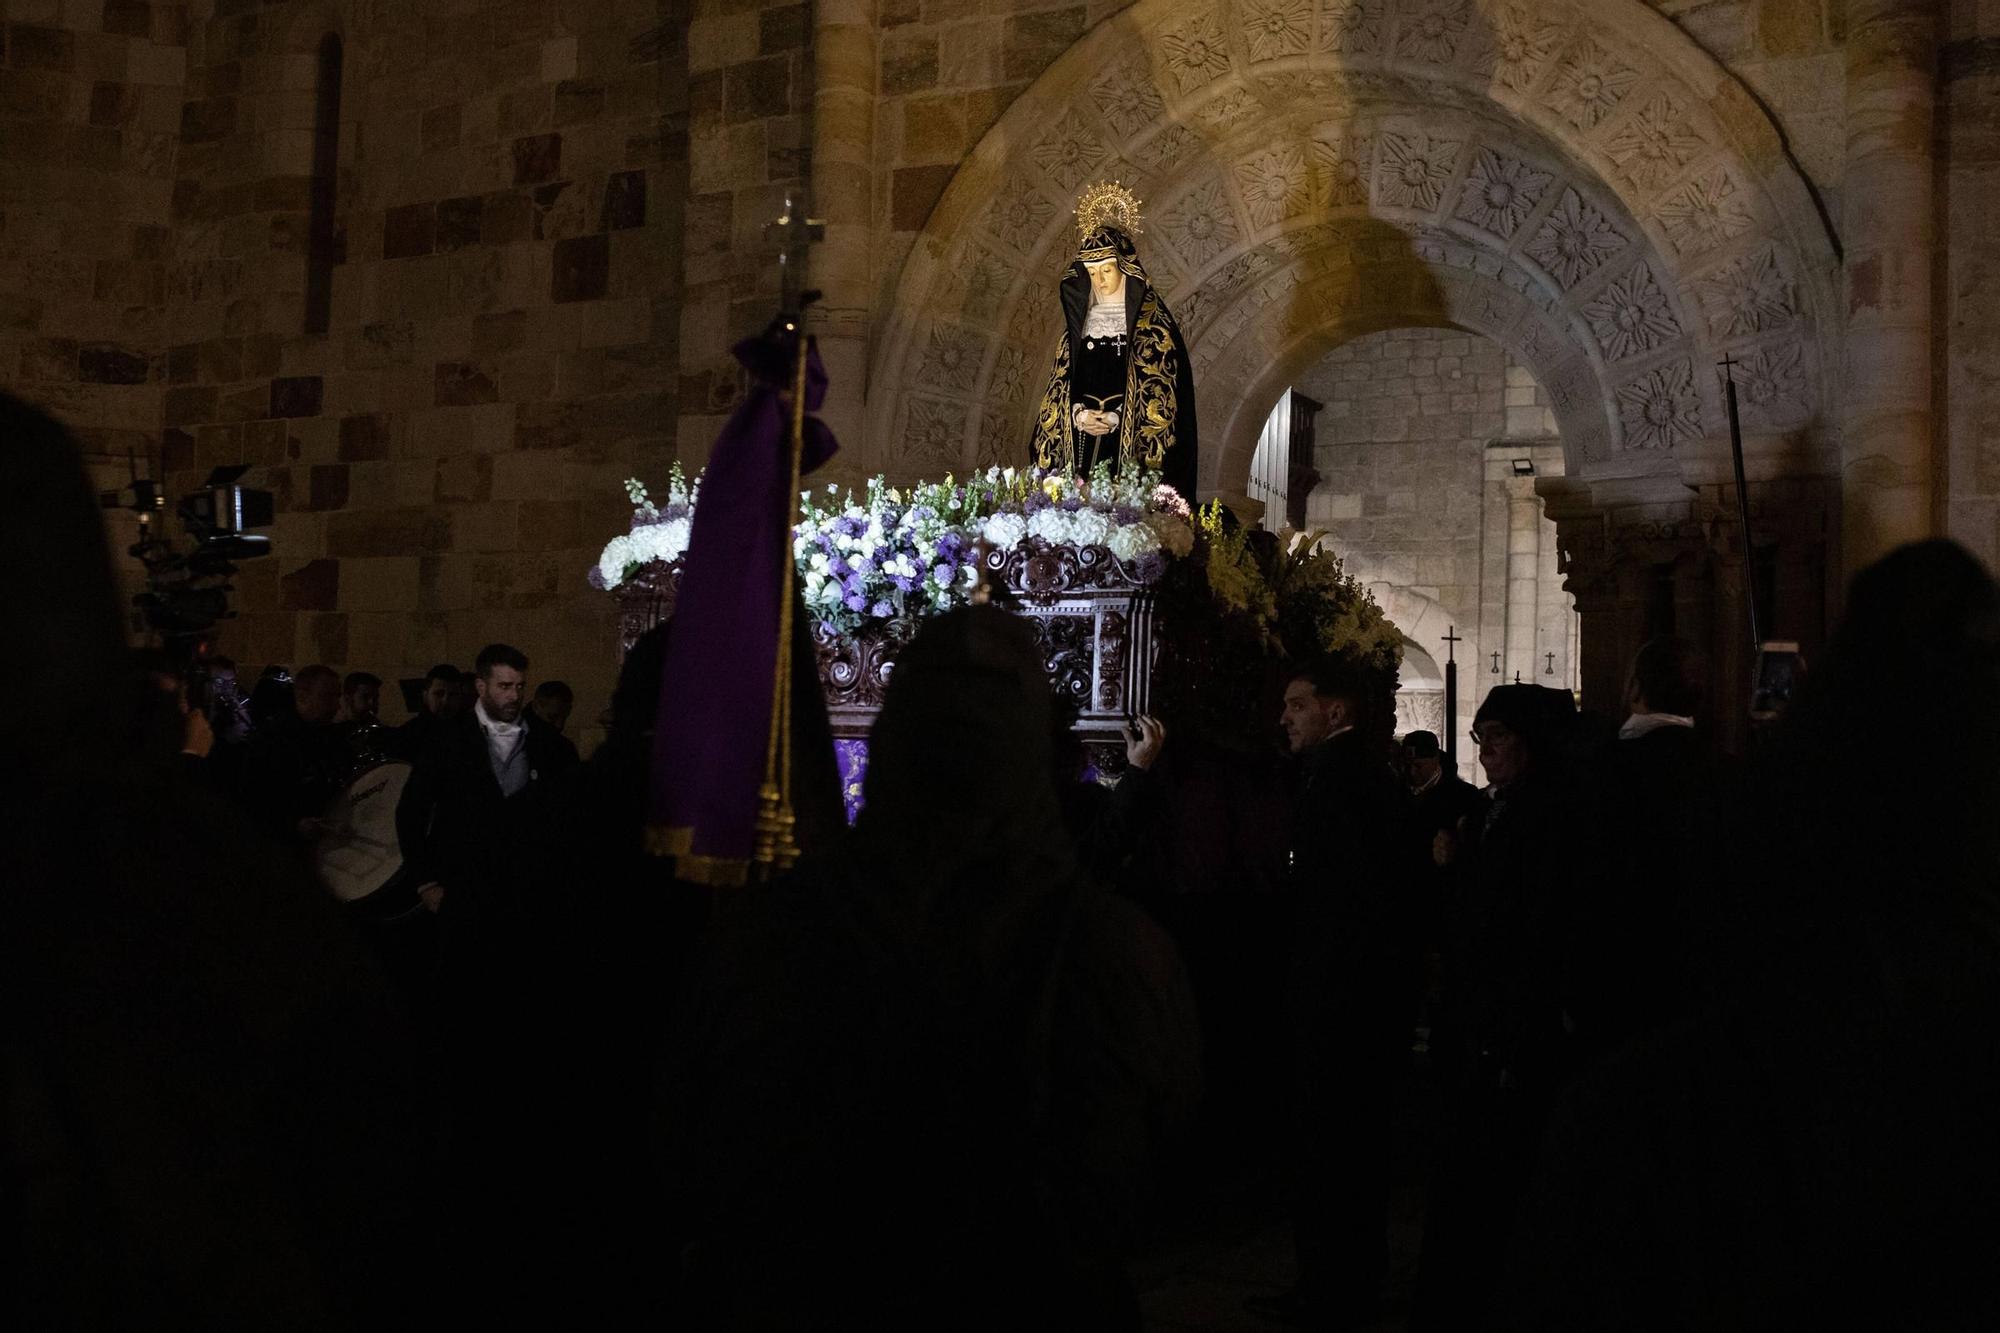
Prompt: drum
<box><xmin>314</xmin><ymin>757</ymin><xmax>421</xmax><ymax>921</ymax></box>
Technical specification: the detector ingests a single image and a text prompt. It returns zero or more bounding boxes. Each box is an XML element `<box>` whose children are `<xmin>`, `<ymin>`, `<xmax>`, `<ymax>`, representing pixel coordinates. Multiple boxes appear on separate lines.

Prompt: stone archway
<box><xmin>867</xmin><ymin>0</ymin><xmax>1839</xmax><ymax>510</ymax></box>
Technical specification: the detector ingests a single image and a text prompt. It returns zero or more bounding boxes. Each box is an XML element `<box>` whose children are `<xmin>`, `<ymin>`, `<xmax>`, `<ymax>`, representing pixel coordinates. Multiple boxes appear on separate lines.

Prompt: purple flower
<box><xmin>843</xmin><ymin>592</ymin><xmax>867</xmax><ymax>612</ymax></box>
<box><xmin>1023</xmin><ymin>494</ymin><xmax>1047</xmax><ymax>516</ymax></box>
<box><xmin>935</xmin><ymin>533</ymin><xmax>964</xmax><ymax>560</ymax></box>
<box><xmin>1061</xmin><ymin>497</ymin><xmax>1084</xmax><ymax>513</ymax></box>
<box><xmin>870</xmin><ymin>599</ymin><xmax>894</xmax><ymax>618</ymax></box>
<box><xmin>1113</xmin><ymin>505</ymin><xmax>1141</xmax><ymax>525</ymax></box>
<box><xmin>842</xmin><ymin>573</ymin><xmax>868</xmax><ymax>598</ymax></box>
<box><xmin>1134</xmin><ymin>551</ymin><xmax>1168</xmax><ymax>583</ymax></box>
<box><xmin>890</xmin><ymin>574</ymin><xmax>915</xmax><ymax>592</ymax></box>
<box><xmin>586</xmin><ymin>566</ymin><xmax>608</xmax><ymax>591</ymax></box>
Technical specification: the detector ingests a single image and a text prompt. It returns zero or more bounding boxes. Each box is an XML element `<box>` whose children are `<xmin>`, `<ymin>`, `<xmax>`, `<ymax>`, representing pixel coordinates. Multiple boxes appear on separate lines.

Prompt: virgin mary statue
<box><xmin>1031</xmin><ymin>182</ymin><xmax>1199</xmax><ymax>501</ymax></box>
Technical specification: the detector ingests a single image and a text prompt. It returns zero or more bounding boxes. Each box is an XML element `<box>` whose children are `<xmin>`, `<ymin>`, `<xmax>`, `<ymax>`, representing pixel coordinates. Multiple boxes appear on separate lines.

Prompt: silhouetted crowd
<box><xmin>10</xmin><ymin>392</ymin><xmax>2000</xmax><ymax>1330</ymax></box>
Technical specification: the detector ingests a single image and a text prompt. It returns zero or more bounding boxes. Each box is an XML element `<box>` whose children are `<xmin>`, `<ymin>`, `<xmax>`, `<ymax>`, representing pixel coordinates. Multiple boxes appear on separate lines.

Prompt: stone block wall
<box><xmin>0</xmin><ymin>0</ymin><xmax>188</xmax><ymax>524</ymax></box>
<box><xmin>147</xmin><ymin>0</ymin><xmax>690</xmax><ymax>733</ymax></box>
<box><xmin>868</xmin><ymin>1</ymin><xmax>1130</xmax><ymax>331</ymax></box>
<box><xmin>1295</xmin><ymin>326</ymin><xmax>1573</xmax><ymax>772</ymax></box>
<box><xmin>675</xmin><ymin>0</ymin><xmax>811</xmax><ymax>456</ymax></box>
<box><xmin>1945</xmin><ymin>0</ymin><xmax>2000</xmax><ymax>567</ymax></box>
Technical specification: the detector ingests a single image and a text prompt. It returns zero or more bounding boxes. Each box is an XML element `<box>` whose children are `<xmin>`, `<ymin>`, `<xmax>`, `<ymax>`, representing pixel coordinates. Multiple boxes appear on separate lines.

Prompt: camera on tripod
<box><xmin>100</xmin><ymin>465</ymin><xmax>275</xmax><ymax>652</ymax></box>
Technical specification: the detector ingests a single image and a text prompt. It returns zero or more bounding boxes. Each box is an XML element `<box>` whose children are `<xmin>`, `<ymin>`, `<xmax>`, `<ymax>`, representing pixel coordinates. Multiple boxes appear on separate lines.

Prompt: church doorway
<box><xmin>1250</xmin><ymin>327</ymin><xmax>1580</xmax><ymax>778</ymax></box>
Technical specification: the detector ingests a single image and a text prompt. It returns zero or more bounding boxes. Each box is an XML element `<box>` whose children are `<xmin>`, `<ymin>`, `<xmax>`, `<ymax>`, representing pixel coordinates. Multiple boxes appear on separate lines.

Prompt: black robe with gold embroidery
<box><xmin>1032</xmin><ymin>245</ymin><xmax>1199</xmax><ymax>502</ymax></box>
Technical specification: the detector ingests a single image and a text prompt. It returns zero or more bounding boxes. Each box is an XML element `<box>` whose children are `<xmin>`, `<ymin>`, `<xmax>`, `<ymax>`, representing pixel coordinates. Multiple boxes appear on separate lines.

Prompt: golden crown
<box><xmin>1074</xmin><ymin>181</ymin><xmax>1143</xmax><ymax>244</ymax></box>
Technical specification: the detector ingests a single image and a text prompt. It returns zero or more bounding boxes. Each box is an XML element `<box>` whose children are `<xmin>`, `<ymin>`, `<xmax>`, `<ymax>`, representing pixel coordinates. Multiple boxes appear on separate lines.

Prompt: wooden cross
<box><xmin>764</xmin><ymin>191</ymin><xmax>825</xmax><ymax>317</ymax></box>
<box><xmin>1441</xmin><ymin>626</ymin><xmax>1462</xmax><ymax>665</ymax></box>
<box><xmin>1545</xmin><ymin>651</ymin><xmax>1556</xmax><ymax>675</ymax></box>
<box><xmin>1489</xmin><ymin>650</ymin><xmax>1502</xmax><ymax>674</ymax></box>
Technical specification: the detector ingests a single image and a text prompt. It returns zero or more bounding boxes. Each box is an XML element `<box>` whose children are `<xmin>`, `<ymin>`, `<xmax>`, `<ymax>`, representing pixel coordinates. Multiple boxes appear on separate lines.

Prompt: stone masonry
<box><xmin>4</xmin><ymin>0</ymin><xmax>2000</xmax><ymax>742</ymax></box>
<box><xmin>1295</xmin><ymin>327</ymin><xmax>1573</xmax><ymax>774</ymax></box>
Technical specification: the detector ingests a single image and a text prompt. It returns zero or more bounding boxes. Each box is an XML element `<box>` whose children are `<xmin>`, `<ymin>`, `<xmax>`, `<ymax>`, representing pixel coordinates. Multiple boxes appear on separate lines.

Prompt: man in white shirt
<box><xmin>395</xmin><ymin>642</ymin><xmax>577</xmax><ymax>918</ymax></box>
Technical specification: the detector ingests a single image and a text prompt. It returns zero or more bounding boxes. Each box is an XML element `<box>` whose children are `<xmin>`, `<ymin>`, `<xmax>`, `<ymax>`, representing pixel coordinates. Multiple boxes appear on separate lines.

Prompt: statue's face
<box><xmin>1085</xmin><ymin>257</ymin><xmax>1124</xmax><ymax>302</ymax></box>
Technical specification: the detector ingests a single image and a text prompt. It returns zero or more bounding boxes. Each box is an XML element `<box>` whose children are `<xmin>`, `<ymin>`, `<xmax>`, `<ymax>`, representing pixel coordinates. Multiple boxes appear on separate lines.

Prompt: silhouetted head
<box><xmin>1474</xmin><ymin>683</ymin><xmax>1576</xmax><ymax>789</ymax></box>
<box><xmin>1281</xmin><ymin>660</ymin><xmax>1367</xmax><ymax>754</ymax></box>
<box><xmin>294</xmin><ymin>665</ymin><xmax>341</xmax><ymax>727</ymax></box>
<box><xmin>421</xmin><ymin>663</ymin><xmax>456</xmax><ymax>717</ymax></box>
<box><xmin>1402</xmin><ymin>729</ymin><xmax>1443</xmax><ymax>787</ymax></box>
<box><xmin>531</xmin><ymin>679</ymin><xmax>573</xmax><ymax>734</ymax></box>
<box><xmin>1627</xmin><ymin>636</ymin><xmax>1703</xmax><ymax>718</ymax></box>
<box><xmin>340</xmin><ymin>671</ymin><xmax>381</xmax><ymax>725</ymax></box>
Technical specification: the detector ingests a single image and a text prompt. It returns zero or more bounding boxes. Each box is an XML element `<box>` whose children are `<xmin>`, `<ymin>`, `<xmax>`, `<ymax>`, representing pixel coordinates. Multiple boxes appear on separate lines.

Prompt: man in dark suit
<box><xmin>1260</xmin><ymin>661</ymin><xmax>1421</xmax><ymax>1331</ymax></box>
<box><xmin>395</xmin><ymin>643</ymin><xmax>577</xmax><ymax>923</ymax></box>
<box><xmin>392</xmin><ymin>662</ymin><xmax>462</xmax><ymax>760</ymax></box>
<box><xmin>1575</xmin><ymin>636</ymin><xmax>1715</xmax><ymax>1053</ymax></box>
<box><xmin>393</xmin><ymin>641</ymin><xmax>578</xmax><ymax>1305</ymax></box>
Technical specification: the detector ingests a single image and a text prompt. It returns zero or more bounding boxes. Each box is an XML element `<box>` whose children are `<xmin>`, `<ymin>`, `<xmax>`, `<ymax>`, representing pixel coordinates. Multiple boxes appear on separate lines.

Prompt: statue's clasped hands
<box><xmin>1072</xmin><ymin>405</ymin><xmax>1121</xmax><ymax>437</ymax></box>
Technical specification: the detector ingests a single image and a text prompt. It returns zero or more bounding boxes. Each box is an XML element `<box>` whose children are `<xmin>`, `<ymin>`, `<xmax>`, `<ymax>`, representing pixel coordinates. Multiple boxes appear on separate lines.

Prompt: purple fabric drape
<box><xmin>646</xmin><ymin>329</ymin><xmax>837</xmax><ymax>880</ymax></box>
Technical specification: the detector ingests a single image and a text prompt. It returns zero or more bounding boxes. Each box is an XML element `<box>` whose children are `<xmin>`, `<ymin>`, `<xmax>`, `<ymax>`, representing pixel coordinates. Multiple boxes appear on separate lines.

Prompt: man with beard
<box><xmin>394</xmin><ymin>641</ymin><xmax>578</xmax><ymax>1311</ymax></box>
<box><xmin>395</xmin><ymin>643</ymin><xmax>574</xmax><ymax>922</ymax></box>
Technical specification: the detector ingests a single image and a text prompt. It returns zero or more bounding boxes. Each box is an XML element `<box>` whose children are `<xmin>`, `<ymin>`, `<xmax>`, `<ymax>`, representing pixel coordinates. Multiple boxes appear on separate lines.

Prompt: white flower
<box><xmin>596</xmin><ymin>534</ymin><xmax>636</xmax><ymax>587</ymax></box>
<box><xmin>1027</xmin><ymin>508</ymin><xmax>1073</xmax><ymax>545</ymax></box>
<box><xmin>636</xmin><ymin>517</ymin><xmax>691</xmax><ymax>564</ymax></box>
<box><xmin>1068</xmin><ymin>509</ymin><xmax>1113</xmax><ymax>548</ymax></box>
<box><xmin>808</xmin><ymin>552</ymin><xmax>829</xmax><ymax>573</ymax></box>
<box><xmin>981</xmin><ymin>512</ymin><xmax>1028</xmax><ymax>548</ymax></box>
<box><xmin>1109</xmin><ymin>522</ymin><xmax>1162</xmax><ymax>561</ymax></box>
<box><xmin>1148</xmin><ymin>513</ymin><xmax>1196</xmax><ymax>558</ymax></box>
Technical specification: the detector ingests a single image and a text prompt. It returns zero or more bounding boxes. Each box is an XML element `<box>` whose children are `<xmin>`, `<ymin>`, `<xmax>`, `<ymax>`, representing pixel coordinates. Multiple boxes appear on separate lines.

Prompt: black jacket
<box><xmin>393</xmin><ymin>710</ymin><xmax>579</xmax><ymax>922</ymax></box>
<box><xmin>1289</xmin><ymin>730</ymin><xmax>1421</xmax><ymax>1033</ymax></box>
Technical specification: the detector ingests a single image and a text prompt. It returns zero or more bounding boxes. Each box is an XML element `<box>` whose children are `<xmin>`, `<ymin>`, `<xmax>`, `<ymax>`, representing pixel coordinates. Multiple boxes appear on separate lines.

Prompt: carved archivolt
<box><xmin>867</xmin><ymin>0</ymin><xmax>1839</xmax><ymax>498</ymax></box>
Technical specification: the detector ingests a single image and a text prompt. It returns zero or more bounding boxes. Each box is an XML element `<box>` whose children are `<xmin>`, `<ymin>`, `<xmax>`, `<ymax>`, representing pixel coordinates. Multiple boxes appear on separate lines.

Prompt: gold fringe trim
<box><xmin>642</xmin><ymin>822</ymin><xmax>751</xmax><ymax>886</ymax></box>
<box><xmin>644</xmin><ymin>823</ymin><xmax>695</xmax><ymax>857</ymax></box>
<box><xmin>670</xmin><ymin>851</ymin><xmax>751</xmax><ymax>887</ymax></box>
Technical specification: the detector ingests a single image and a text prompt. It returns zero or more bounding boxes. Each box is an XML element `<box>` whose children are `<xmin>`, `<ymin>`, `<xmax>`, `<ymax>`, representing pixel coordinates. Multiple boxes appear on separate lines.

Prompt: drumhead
<box><xmin>315</xmin><ymin>759</ymin><xmax>413</xmax><ymax>904</ymax></box>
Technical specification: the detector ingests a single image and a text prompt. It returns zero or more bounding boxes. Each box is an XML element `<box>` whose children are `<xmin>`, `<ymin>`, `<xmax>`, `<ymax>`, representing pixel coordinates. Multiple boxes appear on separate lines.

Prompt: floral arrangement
<box><xmin>1146</xmin><ymin>513</ymin><xmax>1404</xmax><ymax>751</ymax></box>
<box><xmin>593</xmin><ymin>462</ymin><xmax>1199</xmax><ymax>635</ymax></box>
<box><xmin>1265</xmin><ymin>529</ymin><xmax>1404</xmax><ymax>674</ymax></box>
<box><xmin>589</xmin><ymin>466</ymin><xmax>697</xmax><ymax>591</ymax></box>
<box><xmin>794</xmin><ymin>476</ymin><xmax>985</xmax><ymax>634</ymax></box>
<box><xmin>1197</xmin><ymin>501</ymin><xmax>1278</xmax><ymax>626</ymax></box>
<box><xmin>970</xmin><ymin>463</ymin><xmax>1195</xmax><ymax>577</ymax></box>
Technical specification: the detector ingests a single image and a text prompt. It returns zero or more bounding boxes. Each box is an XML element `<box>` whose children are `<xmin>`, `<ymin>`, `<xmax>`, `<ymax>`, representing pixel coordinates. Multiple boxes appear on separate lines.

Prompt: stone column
<box><xmin>1505</xmin><ymin>483</ymin><xmax>1542</xmax><ymax>681</ymax></box>
<box><xmin>1842</xmin><ymin>0</ymin><xmax>1940</xmax><ymax>573</ymax></box>
<box><xmin>810</xmin><ymin>0</ymin><xmax>878</xmax><ymax>465</ymax></box>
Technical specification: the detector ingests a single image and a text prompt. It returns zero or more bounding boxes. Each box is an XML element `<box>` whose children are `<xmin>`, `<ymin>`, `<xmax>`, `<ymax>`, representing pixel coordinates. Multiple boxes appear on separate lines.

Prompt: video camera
<box><xmin>101</xmin><ymin>464</ymin><xmax>274</xmax><ymax>659</ymax></box>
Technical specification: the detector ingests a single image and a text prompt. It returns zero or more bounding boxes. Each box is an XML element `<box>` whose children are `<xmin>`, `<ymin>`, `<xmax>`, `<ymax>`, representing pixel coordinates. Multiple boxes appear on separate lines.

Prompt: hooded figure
<box><xmin>665</xmin><ymin>606</ymin><xmax>1200</xmax><ymax>1330</ymax></box>
<box><xmin>0</xmin><ymin>393</ymin><xmax>434</xmax><ymax>1327</ymax></box>
<box><xmin>1032</xmin><ymin>181</ymin><xmax>1199</xmax><ymax>502</ymax></box>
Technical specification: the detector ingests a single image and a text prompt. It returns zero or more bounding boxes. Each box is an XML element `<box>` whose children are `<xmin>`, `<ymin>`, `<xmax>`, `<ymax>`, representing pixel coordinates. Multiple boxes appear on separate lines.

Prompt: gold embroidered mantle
<box><xmin>1032</xmin><ymin>285</ymin><xmax>1180</xmax><ymax>476</ymax></box>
